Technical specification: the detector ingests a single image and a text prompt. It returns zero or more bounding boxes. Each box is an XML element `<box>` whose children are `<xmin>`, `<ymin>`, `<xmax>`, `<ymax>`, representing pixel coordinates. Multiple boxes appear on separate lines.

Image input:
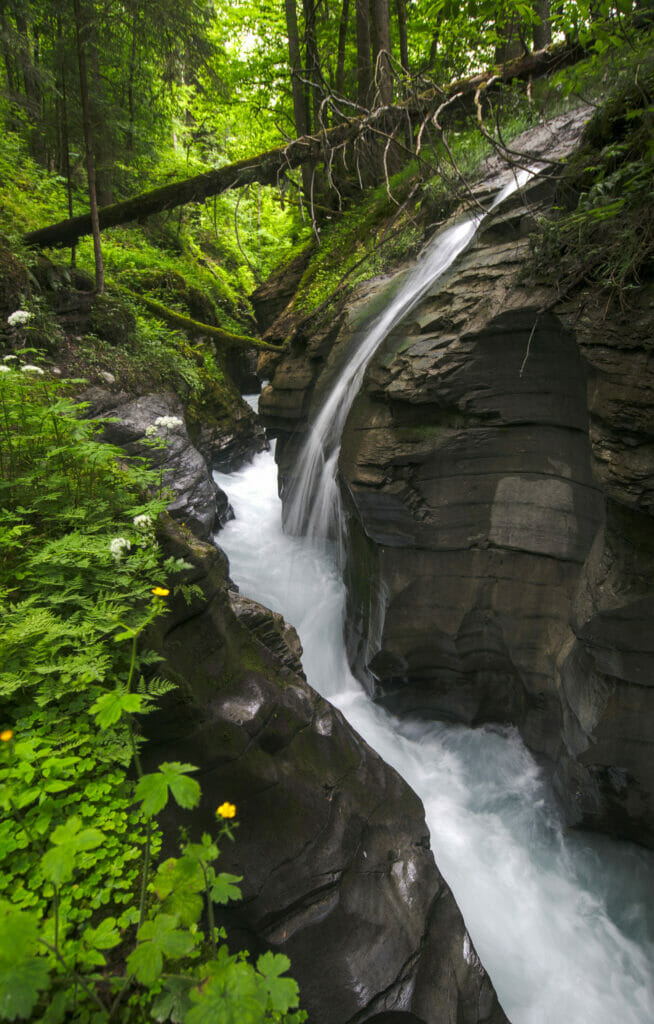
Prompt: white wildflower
<box><xmin>154</xmin><ymin>415</ymin><xmax>183</xmax><ymax>430</ymax></box>
<box><xmin>110</xmin><ymin>537</ymin><xmax>131</xmax><ymax>560</ymax></box>
<box><xmin>133</xmin><ymin>513</ymin><xmax>153</xmax><ymax>530</ymax></box>
<box><xmin>3</xmin><ymin>354</ymin><xmax>17</xmax><ymax>362</ymax></box>
<box><xmin>7</xmin><ymin>310</ymin><xmax>32</xmax><ymax>328</ymax></box>
<box><xmin>20</xmin><ymin>364</ymin><xmax>44</xmax><ymax>375</ymax></box>
<box><xmin>0</xmin><ymin>365</ymin><xmax>10</xmax><ymax>373</ymax></box>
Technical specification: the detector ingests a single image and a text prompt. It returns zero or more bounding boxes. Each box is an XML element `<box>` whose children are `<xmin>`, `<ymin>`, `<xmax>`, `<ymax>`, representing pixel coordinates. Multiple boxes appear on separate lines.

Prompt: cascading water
<box><xmin>214</xmin><ymin>172</ymin><xmax>654</xmax><ymax>1022</ymax></box>
<box><xmin>284</xmin><ymin>167</ymin><xmax>533</xmax><ymax>545</ymax></box>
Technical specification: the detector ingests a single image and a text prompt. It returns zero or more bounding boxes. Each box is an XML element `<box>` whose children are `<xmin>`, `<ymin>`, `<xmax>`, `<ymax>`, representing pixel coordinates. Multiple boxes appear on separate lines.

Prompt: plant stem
<box><xmin>38</xmin><ymin>938</ymin><xmax>108</xmax><ymax>1015</ymax></box>
<box><xmin>138</xmin><ymin>818</ymin><xmax>152</xmax><ymax>930</ymax></box>
<box><xmin>202</xmin><ymin>864</ymin><xmax>217</xmax><ymax>954</ymax></box>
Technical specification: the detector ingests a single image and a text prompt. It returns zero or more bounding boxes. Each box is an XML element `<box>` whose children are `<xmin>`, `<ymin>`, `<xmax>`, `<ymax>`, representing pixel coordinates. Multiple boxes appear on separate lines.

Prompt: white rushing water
<box><xmin>213</xmin><ymin>172</ymin><xmax>654</xmax><ymax>1022</ymax></box>
<box><xmin>284</xmin><ymin>167</ymin><xmax>535</xmax><ymax>542</ymax></box>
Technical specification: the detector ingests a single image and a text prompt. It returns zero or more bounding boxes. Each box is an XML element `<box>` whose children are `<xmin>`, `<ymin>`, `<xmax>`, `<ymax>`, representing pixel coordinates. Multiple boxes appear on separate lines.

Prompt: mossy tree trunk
<box><xmin>73</xmin><ymin>0</ymin><xmax>104</xmax><ymax>292</ymax></box>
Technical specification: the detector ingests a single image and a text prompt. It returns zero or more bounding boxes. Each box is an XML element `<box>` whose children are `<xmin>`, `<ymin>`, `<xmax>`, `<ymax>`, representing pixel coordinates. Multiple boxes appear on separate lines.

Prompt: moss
<box><xmin>0</xmin><ymin>236</ymin><xmax>30</xmax><ymax>318</ymax></box>
<box><xmin>396</xmin><ymin>424</ymin><xmax>444</xmax><ymax>443</ymax></box>
<box><xmin>88</xmin><ymin>292</ymin><xmax>137</xmax><ymax>347</ymax></box>
<box><xmin>527</xmin><ymin>60</ymin><xmax>654</xmax><ymax>302</ymax></box>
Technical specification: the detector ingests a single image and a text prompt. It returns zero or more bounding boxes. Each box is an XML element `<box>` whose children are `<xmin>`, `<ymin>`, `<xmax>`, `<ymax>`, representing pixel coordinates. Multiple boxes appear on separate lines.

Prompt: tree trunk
<box><xmin>13</xmin><ymin>5</ymin><xmax>40</xmax><ymax>120</ymax></box>
<box><xmin>355</xmin><ymin>0</ymin><xmax>372</xmax><ymax>107</ymax></box>
<box><xmin>335</xmin><ymin>0</ymin><xmax>350</xmax><ymax>97</ymax></box>
<box><xmin>73</xmin><ymin>0</ymin><xmax>104</xmax><ymax>292</ymax></box>
<box><xmin>1</xmin><ymin>5</ymin><xmax>17</xmax><ymax>98</ymax></box>
<box><xmin>126</xmin><ymin>8</ymin><xmax>138</xmax><ymax>153</ymax></box>
<box><xmin>494</xmin><ymin>4</ymin><xmax>527</xmax><ymax>64</ymax></box>
<box><xmin>57</xmin><ymin>14</ymin><xmax>76</xmax><ymax>266</ymax></box>
<box><xmin>533</xmin><ymin>0</ymin><xmax>552</xmax><ymax>49</ymax></box>
<box><xmin>303</xmin><ymin>0</ymin><xmax>322</xmax><ymax>129</ymax></box>
<box><xmin>370</xmin><ymin>0</ymin><xmax>393</xmax><ymax>105</ymax></box>
<box><xmin>285</xmin><ymin>0</ymin><xmax>312</xmax><ymax>198</ymax></box>
<box><xmin>396</xmin><ymin>0</ymin><xmax>409</xmax><ymax>75</ymax></box>
<box><xmin>88</xmin><ymin>30</ymin><xmax>112</xmax><ymax>205</ymax></box>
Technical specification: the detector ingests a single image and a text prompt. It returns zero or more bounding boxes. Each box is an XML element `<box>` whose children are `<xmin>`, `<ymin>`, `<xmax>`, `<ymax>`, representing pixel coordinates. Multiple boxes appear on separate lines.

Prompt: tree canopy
<box><xmin>3</xmin><ymin>0</ymin><xmax>651</xmax><ymax>286</ymax></box>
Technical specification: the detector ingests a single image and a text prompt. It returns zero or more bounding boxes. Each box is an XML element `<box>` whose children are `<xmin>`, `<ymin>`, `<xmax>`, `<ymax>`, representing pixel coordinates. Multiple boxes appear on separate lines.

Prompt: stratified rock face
<box><xmin>338</xmin><ymin>180</ymin><xmax>604</xmax><ymax>750</ymax></box>
<box><xmin>260</xmin><ymin>123</ymin><xmax>654</xmax><ymax>847</ymax></box>
<box><xmin>89</xmin><ymin>391</ymin><xmax>232</xmax><ymax>538</ymax></box>
<box><xmin>143</xmin><ymin>521</ymin><xmax>508</xmax><ymax>1024</ymax></box>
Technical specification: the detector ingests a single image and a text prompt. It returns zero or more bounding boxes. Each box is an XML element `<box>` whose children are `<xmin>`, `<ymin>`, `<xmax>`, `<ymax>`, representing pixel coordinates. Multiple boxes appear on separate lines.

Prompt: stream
<box><xmin>213</xmin><ymin>168</ymin><xmax>654</xmax><ymax>1022</ymax></box>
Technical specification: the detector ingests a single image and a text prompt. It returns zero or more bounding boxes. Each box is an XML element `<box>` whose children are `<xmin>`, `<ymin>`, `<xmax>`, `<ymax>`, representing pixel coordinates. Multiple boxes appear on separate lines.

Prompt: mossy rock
<box><xmin>0</xmin><ymin>237</ymin><xmax>30</xmax><ymax>319</ymax></box>
<box><xmin>88</xmin><ymin>292</ymin><xmax>137</xmax><ymax>346</ymax></box>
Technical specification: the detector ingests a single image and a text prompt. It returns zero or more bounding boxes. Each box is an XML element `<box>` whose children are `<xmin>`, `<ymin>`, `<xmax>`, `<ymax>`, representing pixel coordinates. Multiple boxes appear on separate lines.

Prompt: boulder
<box><xmin>87</xmin><ymin>390</ymin><xmax>232</xmax><ymax>538</ymax></box>
<box><xmin>142</xmin><ymin>520</ymin><xmax>508</xmax><ymax>1024</ymax></box>
<box><xmin>185</xmin><ymin>372</ymin><xmax>268</xmax><ymax>473</ymax></box>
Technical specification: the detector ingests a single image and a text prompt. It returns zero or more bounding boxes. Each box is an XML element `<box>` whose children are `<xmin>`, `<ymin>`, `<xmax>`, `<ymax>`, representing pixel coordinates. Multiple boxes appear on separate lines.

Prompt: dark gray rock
<box><xmin>143</xmin><ymin>520</ymin><xmax>508</xmax><ymax>1024</ymax></box>
<box><xmin>188</xmin><ymin>382</ymin><xmax>269</xmax><ymax>473</ymax></box>
<box><xmin>88</xmin><ymin>390</ymin><xmax>232</xmax><ymax>539</ymax></box>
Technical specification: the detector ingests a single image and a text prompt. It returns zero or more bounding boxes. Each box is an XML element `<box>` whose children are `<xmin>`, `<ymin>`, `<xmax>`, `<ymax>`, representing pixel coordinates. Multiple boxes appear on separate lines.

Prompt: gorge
<box><xmin>217</xmin><ymin>110</ymin><xmax>654</xmax><ymax>1020</ymax></box>
<box><xmin>3</xmin><ymin>6</ymin><xmax>654</xmax><ymax>1019</ymax></box>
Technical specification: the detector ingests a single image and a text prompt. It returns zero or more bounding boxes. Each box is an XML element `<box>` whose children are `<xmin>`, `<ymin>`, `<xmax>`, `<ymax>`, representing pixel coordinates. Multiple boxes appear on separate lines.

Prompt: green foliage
<box><xmin>0</xmin><ymin>370</ymin><xmax>306</xmax><ymax>1022</ymax></box>
<box><xmin>529</xmin><ymin>53</ymin><xmax>654</xmax><ymax>303</ymax></box>
<box><xmin>136</xmin><ymin>763</ymin><xmax>201</xmax><ymax>817</ymax></box>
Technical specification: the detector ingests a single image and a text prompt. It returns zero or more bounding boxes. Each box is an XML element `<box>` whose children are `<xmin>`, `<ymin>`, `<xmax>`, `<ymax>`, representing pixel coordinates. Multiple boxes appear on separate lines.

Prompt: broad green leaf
<box><xmin>256</xmin><ymin>951</ymin><xmax>300</xmax><ymax>1014</ymax></box>
<box><xmin>90</xmin><ymin>689</ymin><xmax>144</xmax><ymax>729</ymax></box>
<box><xmin>125</xmin><ymin>939</ymin><xmax>162</xmax><ymax>990</ymax></box>
<box><xmin>38</xmin><ymin>988</ymin><xmax>68</xmax><ymax>1024</ymax></box>
<box><xmin>256</xmin><ymin>951</ymin><xmax>291</xmax><ymax>978</ymax></box>
<box><xmin>164</xmin><ymin>763</ymin><xmax>201</xmax><ymax>810</ymax></box>
<box><xmin>209</xmin><ymin>873</ymin><xmax>242</xmax><ymax>905</ymax></box>
<box><xmin>126</xmin><ymin>914</ymin><xmax>195</xmax><ymax>987</ymax></box>
<box><xmin>83</xmin><ymin>916</ymin><xmax>120</xmax><ymax>951</ymax></box>
<box><xmin>184</xmin><ymin>833</ymin><xmax>218</xmax><ymax>865</ymax></box>
<box><xmin>135</xmin><ymin>763</ymin><xmax>200</xmax><ymax>817</ymax></box>
<box><xmin>0</xmin><ymin>901</ymin><xmax>40</xmax><ymax>962</ymax></box>
<box><xmin>153</xmin><ymin>857</ymin><xmax>204</xmax><ymax>926</ymax></box>
<box><xmin>257</xmin><ymin>952</ymin><xmax>300</xmax><ymax>1014</ymax></box>
<box><xmin>134</xmin><ymin>772</ymin><xmax>168</xmax><ymax>817</ymax></box>
<box><xmin>185</xmin><ymin>961</ymin><xmax>265</xmax><ymax>1024</ymax></box>
<box><xmin>41</xmin><ymin>816</ymin><xmax>104</xmax><ymax>886</ymax></box>
<box><xmin>150</xmin><ymin>976</ymin><xmax>194</xmax><ymax>1024</ymax></box>
<box><xmin>0</xmin><ymin>958</ymin><xmax>50</xmax><ymax>1020</ymax></box>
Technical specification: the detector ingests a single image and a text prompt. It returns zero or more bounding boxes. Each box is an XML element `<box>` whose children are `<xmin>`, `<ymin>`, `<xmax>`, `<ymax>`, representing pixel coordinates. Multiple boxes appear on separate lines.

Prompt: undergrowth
<box><xmin>528</xmin><ymin>50</ymin><xmax>654</xmax><ymax>305</ymax></box>
<box><xmin>0</xmin><ymin>366</ymin><xmax>305</xmax><ymax>1023</ymax></box>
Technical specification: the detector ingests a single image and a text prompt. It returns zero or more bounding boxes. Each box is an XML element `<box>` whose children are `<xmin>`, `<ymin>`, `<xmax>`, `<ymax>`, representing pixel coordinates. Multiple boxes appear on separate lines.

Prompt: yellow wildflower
<box><xmin>0</xmin><ymin>729</ymin><xmax>13</xmax><ymax>742</ymax></box>
<box><xmin>151</xmin><ymin>587</ymin><xmax>170</xmax><ymax>597</ymax></box>
<box><xmin>217</xmin><ymin>801</ymin><xmax>236</xmax><ymax>819</ymax></box>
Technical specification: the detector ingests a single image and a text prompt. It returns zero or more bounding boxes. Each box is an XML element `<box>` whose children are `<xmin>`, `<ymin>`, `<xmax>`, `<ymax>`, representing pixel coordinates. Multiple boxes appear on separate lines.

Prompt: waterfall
<box><xmin>214</xmin><ymin>170</ymin><xmax>654</xmax><ymax>1022</ymax></box>
<box><xmin>284</xmin><ymin>167</ymin><xmax>534</xmax><ymax>545</ymax></box>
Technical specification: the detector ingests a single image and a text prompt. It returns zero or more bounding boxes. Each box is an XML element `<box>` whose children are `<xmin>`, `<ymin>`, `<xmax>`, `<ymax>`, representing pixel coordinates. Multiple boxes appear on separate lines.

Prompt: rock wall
<box><xmin>259</xmin><ymin>118</ymin><xmax>654</xmax><ymax>848</ymax></box>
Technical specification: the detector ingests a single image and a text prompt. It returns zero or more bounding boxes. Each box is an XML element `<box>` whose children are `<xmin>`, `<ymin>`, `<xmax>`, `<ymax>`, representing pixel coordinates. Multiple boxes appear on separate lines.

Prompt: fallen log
<box><xmin>24</xmin><ymin>42</ymin><xmax>583</xmax><ymax>251</ymax></box>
